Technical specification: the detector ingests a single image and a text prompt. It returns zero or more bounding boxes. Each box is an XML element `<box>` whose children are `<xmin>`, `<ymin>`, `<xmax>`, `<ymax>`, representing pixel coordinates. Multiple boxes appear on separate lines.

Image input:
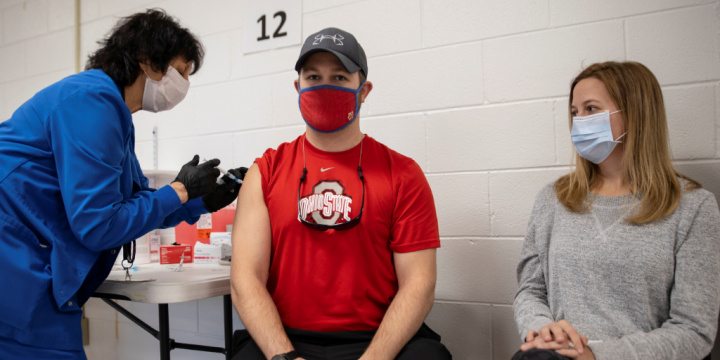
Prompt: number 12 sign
<box><xmin>242</xmin><ymin>0</ymin><xmax>301</xmax><ymax>54</ymax></box>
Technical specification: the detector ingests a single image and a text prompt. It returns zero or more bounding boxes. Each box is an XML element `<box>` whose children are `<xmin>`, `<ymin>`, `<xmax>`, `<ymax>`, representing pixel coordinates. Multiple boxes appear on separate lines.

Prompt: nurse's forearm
<box><xmin>170</xmin><ymin>182</ymin><xmax>188</xmax><ymax>204</ymax></box>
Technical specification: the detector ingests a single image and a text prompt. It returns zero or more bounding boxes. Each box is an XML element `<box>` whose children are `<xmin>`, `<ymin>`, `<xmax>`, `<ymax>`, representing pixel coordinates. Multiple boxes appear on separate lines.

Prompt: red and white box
<box><xmin>159</xmin><ymin>244</ymin><xmax>193</xmax><ymax>264</ymax></box>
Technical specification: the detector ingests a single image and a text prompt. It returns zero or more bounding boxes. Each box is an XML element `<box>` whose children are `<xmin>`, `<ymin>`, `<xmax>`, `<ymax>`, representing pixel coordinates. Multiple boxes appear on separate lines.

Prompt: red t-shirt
<box><xmin>256</xmin><ymin>134</ymin><xmax>440</xmax><ymax>332</ymax></box>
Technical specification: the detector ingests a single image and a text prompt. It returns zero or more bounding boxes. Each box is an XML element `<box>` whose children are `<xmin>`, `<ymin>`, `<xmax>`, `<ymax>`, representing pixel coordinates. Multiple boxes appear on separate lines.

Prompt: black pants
<box><xmin>231</xmin><ymin>323</ymin><xmax>452</xmax><ymax>360</ymax></box>
<box><xmin>510</xmin><ymin>349</ymin><xmax>571</xmax><ymax>360</ymax></box>
<box><xmin>511</xmin><ymin>348</ymin><xmax>712</xmax><ymax>360</ymax></box>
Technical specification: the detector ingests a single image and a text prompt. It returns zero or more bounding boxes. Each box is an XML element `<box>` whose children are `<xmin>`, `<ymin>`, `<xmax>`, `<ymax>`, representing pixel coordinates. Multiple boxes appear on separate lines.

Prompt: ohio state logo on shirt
<box><xmin>298</xmin><ymin>180</ymin><xmax>354</xmax><ymax>225</ymax></box>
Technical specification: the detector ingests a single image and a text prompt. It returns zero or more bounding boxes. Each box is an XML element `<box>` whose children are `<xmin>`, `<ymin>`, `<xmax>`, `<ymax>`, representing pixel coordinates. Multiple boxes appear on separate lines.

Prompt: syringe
<box><xmin>217</xmin><ymin>166</ymin><xmax>243</xmax><ymax>184</ymax></box>
<box><xmin>203</xmin><ymin>158</ymin><xmax>243</xmax><ymax>185</ymax></box>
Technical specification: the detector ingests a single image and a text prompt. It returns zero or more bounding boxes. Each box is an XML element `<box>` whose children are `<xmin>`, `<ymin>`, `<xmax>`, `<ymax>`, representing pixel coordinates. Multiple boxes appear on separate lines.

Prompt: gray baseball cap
<box><xmin>295</xmin><ymin>27</ymin><xmax>368</xmax><ymax>76</ymax></box>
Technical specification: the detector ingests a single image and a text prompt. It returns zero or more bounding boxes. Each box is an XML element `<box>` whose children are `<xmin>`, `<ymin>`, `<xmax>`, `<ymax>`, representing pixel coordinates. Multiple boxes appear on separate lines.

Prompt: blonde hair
<box><xmin>555</xmin><ymin>61</ymin><xmax>700</xmax><ymax>224</ymax></box>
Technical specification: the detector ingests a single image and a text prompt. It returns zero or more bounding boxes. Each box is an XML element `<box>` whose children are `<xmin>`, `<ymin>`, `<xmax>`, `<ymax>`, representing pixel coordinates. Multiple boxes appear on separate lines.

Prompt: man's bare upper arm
<box><xmin>393</xmin><ymin>248</ymin><xmax>437</xmax><ymax>289</ymax></box>
<box><xmin>231</xmin><ymin>164</ymin><xmax>272</xmax><ymax>284</ymax></box>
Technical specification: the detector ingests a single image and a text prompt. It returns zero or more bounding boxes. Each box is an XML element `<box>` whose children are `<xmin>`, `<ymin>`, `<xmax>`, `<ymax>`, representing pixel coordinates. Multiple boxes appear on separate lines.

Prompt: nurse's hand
<box><xmin>173</xmin><ymin>155</ymin><xmax>221</xmax><ymax>201</ymax></box>
<box><xmin>202</xmin><ymin>167</ymin><xmax>247</xmax><ymax>212</ymax></box>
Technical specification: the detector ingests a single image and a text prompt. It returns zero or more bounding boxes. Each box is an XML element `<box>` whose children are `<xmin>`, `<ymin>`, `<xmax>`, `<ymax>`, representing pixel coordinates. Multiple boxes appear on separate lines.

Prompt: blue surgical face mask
<box><xmin>571</xmin><ymin>110</ymin><xmax>625</xmax><ymax>164</ymax></box>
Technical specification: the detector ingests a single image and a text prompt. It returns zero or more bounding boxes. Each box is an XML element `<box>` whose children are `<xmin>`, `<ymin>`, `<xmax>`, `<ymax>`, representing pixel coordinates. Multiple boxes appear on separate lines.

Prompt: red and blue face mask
<box><xmin>297</xmin><ymin>81</ymin><xmax>365</xmax><ymax>133</ymax></box>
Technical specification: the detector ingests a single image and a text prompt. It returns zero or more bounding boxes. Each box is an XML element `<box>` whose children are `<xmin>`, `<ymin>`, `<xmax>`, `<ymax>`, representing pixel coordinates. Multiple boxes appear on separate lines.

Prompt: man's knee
<box><xmin>395</xmin><ymin>338</ymin><xmax>452</xmax><ymax>360</ymax></box>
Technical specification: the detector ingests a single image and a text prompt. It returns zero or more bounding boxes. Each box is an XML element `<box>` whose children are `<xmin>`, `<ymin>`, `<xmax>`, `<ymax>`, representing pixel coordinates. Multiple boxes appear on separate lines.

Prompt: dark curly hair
<box><xmin>85</xmin><ymin>9</ymin><xmax>204</xmax><ymax>88</ymax></box>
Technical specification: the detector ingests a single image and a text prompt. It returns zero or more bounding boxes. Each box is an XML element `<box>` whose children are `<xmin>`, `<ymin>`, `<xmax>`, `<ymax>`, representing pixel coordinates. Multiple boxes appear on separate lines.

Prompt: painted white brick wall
<box><xmin>626</xmin><ymin>4</ymin><xmax>720</xmax><ymax>85</ymax></box>
<box><xmin>194</xmin><ymin>77</ymin><xmax>275</xmax><ymax>134</ymax></box>
<box><xmin>428</xmin><ymin>173</ymin><xmax>490</xmax><ymax>236</ymax></box>
<box><xmin>303</xmin><ymin>0</ymin><xmax>364</xmax><ymax>14</ymax></box>
<box><xmin>303</xmin><ymin>0</ymin><xmax>423</xmax><ymax>57</ymax></box>
<box><xmin>370</xmin><ymin>43</ymin><xmax>484</xmax><ymax>115</ymax></box>
<box><xmin>717</xmin><ymin>82</ymin><xmax>720</xmax><ymax>158</ymax></box>
<box><xmin>421</xmin><ymin>0</ymin><xmax>549</xmax><ymax>47</ymax></box>
<box><xmin>271</xmin><ymin>71</ymin><xmax>306</xmax><ymax>127</ymax></box>
<box><xmin>0</xmin><ymin>41</ymin><xmax>25</xmax><ymax>82</ymax></box>
<box><xmin>664</xmin><ymin>84</ymin><xmax>717</xmax><ymax>159</ymax></box>
<box><xmin>549</xmin><ymin>0</ymin><xmax>713</xmax><ymax>26</ymax></box>
<box><xmin>230</xmin><ymin>33</ymin><xmax>300</xmax><ymax>79</ymax></box>
<box><xmin>484</xmin><ymin>21</ymin><xmax>626</xmax><ymax>102</ymax></box>
<box><xmin>3</xmin><ymin>0</ymin><xmax>48</xmax><ymax>43</ymax></box>
<box><xmin>426</xmin><ymin>302</ymin><xmax>493</xmax><ymax>360</ymax></box>
<box><xmin>490</xmin><ymin>169</ymin><xmax>569</xmax><ymax>237</ymax></box>
<box><xmin>48</xmin><ymin>0</ymin><xmax>75</xmax><ymax>31</ymax></box>
<box><xmin>26</xmin><ymin>28</ymin><xmax>75</xmax><ymax>74</ymax></box>
<box><xmin>1</xmin><ymin>1</ymin><xmax>719</xmax><ymax>359</ymax></box>
<box><xmin>362</xmin><ymin>113</ymin><xmax>428</xmax><ymax>169</ymax></box>
<box><xmin>426</xmin><ymin>102</ymin><xmax>556</xmax><ymax>172</ymax></box>
<box><xmin>192</xmin><ymin>31</ymin><xmax>232</xmax><ymax>86</ymax></box>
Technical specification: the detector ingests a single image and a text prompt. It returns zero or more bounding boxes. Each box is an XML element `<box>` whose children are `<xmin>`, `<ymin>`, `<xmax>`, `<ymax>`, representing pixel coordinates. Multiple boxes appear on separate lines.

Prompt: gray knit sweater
<box><xmin>514</xmin><ymin>182</ymin><xmax>720</xmax><ymax>360</ymax></box>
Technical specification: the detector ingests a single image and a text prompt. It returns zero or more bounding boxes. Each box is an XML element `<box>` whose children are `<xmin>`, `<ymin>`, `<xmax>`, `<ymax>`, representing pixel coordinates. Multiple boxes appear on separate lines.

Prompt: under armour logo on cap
<box><xmin>313</xmin><ymin>34</ymin><xmax>344</xmax><ymax>46</ymax></box>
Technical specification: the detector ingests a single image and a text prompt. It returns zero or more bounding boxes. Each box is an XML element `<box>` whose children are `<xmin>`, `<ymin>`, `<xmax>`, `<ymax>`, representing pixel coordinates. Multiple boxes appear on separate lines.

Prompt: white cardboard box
<box><xmin>194</xmin><ymin>242</ymin><xmax>222</xmax><ymax>264</ymax></box>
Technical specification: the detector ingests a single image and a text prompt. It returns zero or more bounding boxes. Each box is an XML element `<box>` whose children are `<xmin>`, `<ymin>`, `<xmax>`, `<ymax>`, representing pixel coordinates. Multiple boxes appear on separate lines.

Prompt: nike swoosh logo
<box><xmin>320</xmin><ymin>167</ymin><xmax>334</xmax><ymax>172</ymax></box>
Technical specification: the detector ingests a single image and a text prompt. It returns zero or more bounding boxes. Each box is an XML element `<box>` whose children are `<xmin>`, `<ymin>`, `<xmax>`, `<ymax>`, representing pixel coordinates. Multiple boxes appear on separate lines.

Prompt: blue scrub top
<box><xmin>0</xmin><ymin>69</ymin><xmax>207</xmax><ymax>350</ymax></box>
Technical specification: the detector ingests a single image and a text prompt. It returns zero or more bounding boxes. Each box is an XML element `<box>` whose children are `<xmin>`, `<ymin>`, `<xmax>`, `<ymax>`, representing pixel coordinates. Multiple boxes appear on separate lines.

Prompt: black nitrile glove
<box><xmin>202</xmin><ymin>167</ymin><xmax>248</xmax><ymax>212</ymax></box>
<box><xmin>173</xmin><ymin>155</ymin><xmax>221</xmax><ymax>200</ymax></box>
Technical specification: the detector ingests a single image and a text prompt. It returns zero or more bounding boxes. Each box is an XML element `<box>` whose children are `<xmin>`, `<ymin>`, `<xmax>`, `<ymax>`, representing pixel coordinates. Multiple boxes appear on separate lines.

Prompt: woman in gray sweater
<box><xmin>512</xmin><ymin>61</ymin><xmax>720</xmax><ymax>360</ymax></box>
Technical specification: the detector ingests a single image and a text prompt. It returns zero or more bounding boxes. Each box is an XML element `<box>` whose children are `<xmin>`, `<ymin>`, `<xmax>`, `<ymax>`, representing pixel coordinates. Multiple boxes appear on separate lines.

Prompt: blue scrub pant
<box><xmin>0</xmin><ymin>335</ymin><xmax>87</xmax><ymax>360</ymax></box>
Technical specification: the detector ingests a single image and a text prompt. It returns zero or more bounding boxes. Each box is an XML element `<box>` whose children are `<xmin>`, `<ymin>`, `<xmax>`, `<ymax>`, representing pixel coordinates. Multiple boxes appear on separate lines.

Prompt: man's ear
<box><xmin>359</xmin><ymin>81</ymin><xmax>373</xmax><ymax>103</ymax></box>
<box><xmin>294</xmin><ymin>79</ymin><xmax>300</xmax><ymax>94</ymax></box>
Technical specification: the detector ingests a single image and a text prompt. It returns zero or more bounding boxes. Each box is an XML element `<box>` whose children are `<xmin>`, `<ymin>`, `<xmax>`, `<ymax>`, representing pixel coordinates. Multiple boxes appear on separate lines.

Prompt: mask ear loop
<box><xmin>142</xmin><ymin>66</ymin><xmax>168</xmax><ymax>84</ymax></box>
<box><xmin>142</xmin><ymin>68</ymin><xmax>158</xmax><ymax>83</ymax></box>
<box><xmin>609</xmin><ymin>110</ymin><xmax>625</xmax><ymax>142</ymax></box>
<box><xmin>353</xmin><ymin>80</ymin><xmax>366</xmax><ymax>123</ymax></box>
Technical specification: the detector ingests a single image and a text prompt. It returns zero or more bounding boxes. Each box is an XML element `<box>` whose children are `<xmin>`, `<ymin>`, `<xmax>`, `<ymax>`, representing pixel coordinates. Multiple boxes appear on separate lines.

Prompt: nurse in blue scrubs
<box><xmin>0</xmin><ymin>9</ymin><xmax>243</xmax><ymax>359</ymax></box>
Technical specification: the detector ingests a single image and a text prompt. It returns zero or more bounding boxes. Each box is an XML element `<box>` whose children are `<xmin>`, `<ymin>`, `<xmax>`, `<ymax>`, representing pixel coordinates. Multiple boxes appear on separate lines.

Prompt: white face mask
<box><xmin>142</xmin><ymin>66</ymin><xmax>190</xmax><ymax>113</ymax></box>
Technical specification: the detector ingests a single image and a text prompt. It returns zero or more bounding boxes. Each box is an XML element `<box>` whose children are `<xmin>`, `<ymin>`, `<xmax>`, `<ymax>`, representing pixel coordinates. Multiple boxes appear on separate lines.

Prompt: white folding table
<box><xmin>93</xmin><ymin>263</ymin><xmax>234</xmax><ymax>360</ymax></box>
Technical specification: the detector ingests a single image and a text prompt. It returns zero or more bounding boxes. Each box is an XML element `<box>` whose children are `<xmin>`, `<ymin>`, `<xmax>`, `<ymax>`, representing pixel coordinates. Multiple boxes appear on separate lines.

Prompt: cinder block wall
<box><xmin>1</xmin><ymin>1</ymin><xmax>719</xmax><ymax>359</ymax></box>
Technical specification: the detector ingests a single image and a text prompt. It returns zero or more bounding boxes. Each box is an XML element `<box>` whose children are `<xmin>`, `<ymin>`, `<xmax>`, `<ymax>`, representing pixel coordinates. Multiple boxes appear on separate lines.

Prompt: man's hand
<box><xmin>173</xmin><ymin>155</ymin><xmax>221</xmax><ymax>200</ymax></box>
<box><xmin>203</xmin><ymin>167</ymin><xmax>248</xmax><ymax>212</ymax></box>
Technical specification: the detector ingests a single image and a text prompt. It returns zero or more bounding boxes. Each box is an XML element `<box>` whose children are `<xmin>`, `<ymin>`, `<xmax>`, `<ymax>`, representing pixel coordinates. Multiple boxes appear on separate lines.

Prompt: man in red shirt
<box><xmin>230</xmin><ymin>27</ymin><xmax>451</xmax><ymax>360</ymax></box>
